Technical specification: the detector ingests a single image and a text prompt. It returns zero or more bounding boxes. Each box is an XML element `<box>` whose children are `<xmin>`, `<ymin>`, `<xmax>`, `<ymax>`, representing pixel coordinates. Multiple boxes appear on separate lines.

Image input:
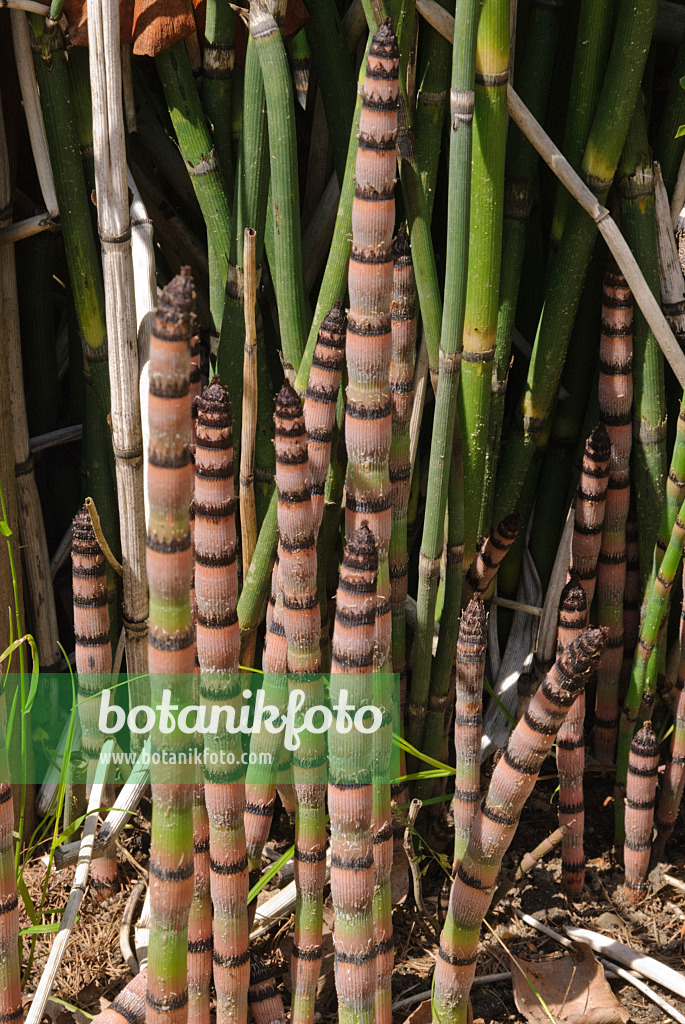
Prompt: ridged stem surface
<box><xmin>653</xmin><ymin>573</ymin><xmax>685</xmax><ymax>861</ymax></box>
<box><xmin>623</xmin><ymin>723</ymin><xmax>658</xmax><ymax>901</ymax></box>
<box><xmin>452</xmin><ymin>597</ymin><xmax>487</xmax><ymax>871</ymax></box>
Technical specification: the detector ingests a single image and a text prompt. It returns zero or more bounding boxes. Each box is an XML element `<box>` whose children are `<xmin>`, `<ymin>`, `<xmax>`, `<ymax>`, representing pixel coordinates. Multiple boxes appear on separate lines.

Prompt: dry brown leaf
<box><xmin>511</xmin><ymin>941</ymin><xmax>630</xmax><ymax>1024</ymax></box>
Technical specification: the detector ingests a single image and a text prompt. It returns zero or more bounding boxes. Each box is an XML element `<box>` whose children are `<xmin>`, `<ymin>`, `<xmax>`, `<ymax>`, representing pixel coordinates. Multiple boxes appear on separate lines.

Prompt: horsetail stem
<box><xmin>188</xmin><ymin>785</ymin><xmax>212</xmax><ymax>1024</ymax></box>
<box><xmin>248</xmin><ymin>954</ymin><xmax>287</xmax><ymax>1024</ymax></box>
<box><xmin>433</xmin><ymin>629</ymin><xmax>606</xmax><ymax>1024</ymax></box>
<box><xmin>595</xmin><ymin>266</ymin><xmax>633</xmax><ymax>766</ymax></box>
<box><xmin>329</xmin><ymin>524</ymin><xmax>378</xmax><ymax>1024</ymax></box>
<box><xmin>652</xmin><ymin>571</ymin><xmax>685</xmax><ymax>863</ymax></box>
<box><xmin>72</xmin><ymin>507</ymin><xmax>118</xmax><ymax>901</ymax></box>
<box><xmin>452</xmin><ymin>596</ymin><xmax>487</xmax><ymax>872</ymax></box>
<box><xmin>568</xmin><ymin>425</ymin><xmax>611</xmax><ymax>611</ymax></box>
<box><xmin>555</xmin><ymin>579</ymin><xmax>588</xmax><ymax>897</ymax></box>
<box><xmin>623</xmin><ymin>723</ymin><xmax>659</xmax><ymax>901</ymax></box>
<box><xmin>194</xmin><ymin>380</ymin><xmax>249</xmax><ymax>1024</ymax></box>
<box><xmin>146</xmin><ymin>268</ymin><xmax>196</xmax><ymax>1024</ymax></box>
<box><xmin>461</xmin><ymin>512</ymin><xmax>521</xmax><ymax>607</ymax></box>
<box><xmin>274</xmin><ymin>382</ymin><xmax>325</xmax><ymax>1024</ymax></box>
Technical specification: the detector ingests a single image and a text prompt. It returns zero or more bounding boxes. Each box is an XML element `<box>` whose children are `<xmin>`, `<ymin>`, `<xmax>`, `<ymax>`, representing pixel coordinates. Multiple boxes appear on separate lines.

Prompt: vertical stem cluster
<box><xmin>72</xmin><ymin>507</ymin><xmax>118</xmax><ymax>901</ymax></box>
<box><xmin>568</xmin><ymin>425</ymin><xmax>611</xmax><ymax>609</ymax></box>
<box><xmin>595</xmin><ymin>266</ymin><xmax>633</xmax><ymax>765</ymax></box>
<box><xmin>146</xmin><ymin>269</ymin><xmax>196</xmax><ymax>1024</ymax></box>
<box><xmin>433</xmin><ymin>629</ymin><xmax>605</xmax><ymax>1024</ymax></box>
<box><xmin>452</xmin><ymin>597</ymin><xmax>487</xmax><ymax>872</ymax></box>
<box><xmin>653</xmin><ymin>572</ymin><xmax>685</xmax><ymax>860</ymax></box>
<box><xmin>304</xmin><ymin>303</ymin><xmax>347</xmax><ymax>536</ymax></box>
<box><xmin>329</xmin><ymin>524</ymin><xmax>378</xmax><ymax>1024</ymax></box>
<box><xmin>274</xmin><ymin>383</ymin><xmax>325</xmax><ymax>1024</ymax></box>
<box><xmin>194</xmin><ymin>380</ymin><xmax>249</xmax><ymax>1024</ymax></box>
<box><xmin>555</xmin><ymin>579</ymin><xmax>588</xmax><ymax>897</ymax></box>
<box><xmin>623</xmin><ymin>723</ymin><xmax>658</xmax><ymax>902</ymax></box>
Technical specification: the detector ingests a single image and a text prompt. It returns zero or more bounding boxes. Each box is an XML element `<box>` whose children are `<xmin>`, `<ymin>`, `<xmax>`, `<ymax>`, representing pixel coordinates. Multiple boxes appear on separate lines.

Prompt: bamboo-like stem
<box><xmin>459</xmin><ymin>0</ymin><xmax>508</xmax><ymax>558</ymax></box>
<box><xmin>88</xmin><ymin>973</ymin><xmax>147</xmax><ymax>1024</ymax></box>
<box><xmin>304</xmin><ymin>304</ymin><xmax>346</xmax><ymax>538</ymax></box>
<box><xmin>616</xmin><ymin>497</ymin><xmax>685</xmax><ymax>843</ymax></box>
<box><xmin>0</xmin><ymin>87</ymin><xmax>61</xmax><ymax>674</ymax></box>
<box><xmin>491</xmin><ymin>0</ymin><xmax>665</xmax><ymax>517</ymax></box>
<box><xmin>0</xmin><ymin>213</ymin><xmax>56</xmax><ymax>245</ymax></box>
<box><xmin>241</xmin><ymin>228</ymin><xmax>258</xmax><ymax>577</ymax></box>
<box><xmin>482</xmin><ymin>0</ymin><xmax>565</xmax><ymax>533</ymax></box>
<box><xmin>461</xmin><ymin>513</ymin><xmax>520</xmax><ymax>608</ymax></box>
<box><xmin>146</xmin><ymin>270</ymin><xmax>196</xmax><ymax>1024</ymax></box>
<box><xmin>452</xmin><ymin>597</ymin><xmax>487</xmax><ymax>872</ymax></box>
<box><xmin>10</xmin><ymin>8</ymin><xmax>58</xmax><ymax>218</ymax></box>
<box><xmin>188</xmin><ymin>783</ymin><xmax>211</xmax><ymax>1024</ymax></box>
<box><xmin>652</xmin><ymin>568</ymin><xmax>685</xmax><ymax>862</ymax></box>
<box><xmin>555</xmin><ymin>579</ymin><xmax>587</xmax><ymax>897</ymax></box>
<box><xmin>654</xmin><ymin>162</ymin><xmax>685</xmax><ymax>349</ymax></box>
<box><xmin>248</xmin><ymin>955</ymin><xmax>287</xmax><ymax>1024</ymax></box>
<box><xmin>617</xmin><ymin>101</ymin><xmax>667</xmax><ymax>584</ymax></box>
<box><xmin>568</xmin><ymin>425</ymin><xmax>611</xmax><ymax>610</ymax></box>
<box><xmin>433</xmin><ymin>629</ymin><xmax>606</xmax><ymax>1024</ymax></box>
<box><xmin>405</xmin><ymin>0</ymin><xmax>479</xmax><ymax>755</ymax></box>
<box><xmin>248</xmin><ymin>0</ymin><xmax>309</xmax><ymax>376</ymax></box>
<box><xmin>128</xmin><ymin>171</ymin><xmax>156</xmax><ymax>369</ymax></box>
<box><xmin>202</xmin><ymin>0</ymin><xmax>236</xmax><ymax>194</ymax></box>
<box><xmin>414</xmin><ymin>0</ymin><xmax>452</xmax><ymax>223</ymax></box>
<box><xmin>621</xmin><ymin>503</ymin><xmax>640</xmax><ymax>702</ymax></box>
<box><xmin>594</xmin><ymin>266</ymin><xmax>633</xmax><ymax>766</ymax></box>
<box><xmin>194</xmin><ymin>380</ymin><xmax>249</xmax><ymax>1024</ymax></box>
<box><xmin>623</xmin><ymin>723</ymin><xmax>658</xmax><ymax>902</ymax></box>
<box><xmin>72</xmin><ymin>507</ymin><xmax>119</xmax><ymax>901</ymax></box>
<box><xmin>654</xmin><ymin>36</ymin><xmax>685</xmax><ymax>198</ymax></box>
<box><xmin>329</xmin><ymin>524</ymin><xmax>378</xmax><ymax>1024</ymax></box>
<box><xmin>88</xmin><ymin>0</ymin><xmax>149</xmax><ymax>682</ymax></box>
<box><xmin>274</xmin><ymin>383</ymin><xmax>325</xmax><ymax>1024</ymax></box>
<box><xmin>343</xmin><ymin>25</ymin><xmax>400</xmax><ymax>1018</ymax></box>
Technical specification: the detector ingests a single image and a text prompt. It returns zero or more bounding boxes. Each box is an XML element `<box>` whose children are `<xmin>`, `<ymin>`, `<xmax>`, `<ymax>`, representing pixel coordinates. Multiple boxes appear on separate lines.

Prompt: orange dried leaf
<box><xmin>511</xmin><ymin>942</ymin><xmax>630</xmax><ymax>1024</ymax></box>
<box><xmin>132</xmin><ymin>0</ymin><xmax>197</xmax><ymax>57</ymax></box>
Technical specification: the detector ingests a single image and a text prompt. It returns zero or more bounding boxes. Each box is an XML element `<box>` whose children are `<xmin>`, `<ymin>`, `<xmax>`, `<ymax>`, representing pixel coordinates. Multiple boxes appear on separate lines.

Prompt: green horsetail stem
<box><xmin>482</xmin><ymin>0</ymin><xmax>565</xmax><ymax>535</ymax></box>
<box><xmin>654</xmin><ymin>35</ymin><xmax>685</xmax><ymax>197</ymax></box>
<box><xmin>249</xmin><ymin>1</ymin><xmax>309</xmax><ymax>376</ymax></box>
<box><xmin>146</xmin><ymin>269</ymin><xmax>196</xmax><ymax>1024</ymax></box>
<box><xmin>616</xmin><ymin>496</ymin><xmax>685</xmax><ymax>843</ymax></box>
<box><xmin>156</xmin><ymin>42</ymin><xmax>232</xmax><ymax>330</ymax></box>
<box><xmin>459</xmin><ymin>0</ymin><xmax>508</xmax><ymax>559</ymax></box>
<box><xmin>414</xmin><ymin>0</ymin><xmax>452</xmax><ymax>223</ymax></box>
<box><xmin>405</xmin><ymin>0</ymin><xmax>480</xmax><ymax>755</ymax></box>
<box><xmin>492</xmin><ymin>0</ymin><xmax>660</xmax><ymax>522</ymax></box>
<box><xmin>617</xmin><ymin>100</ymin><xmax>667</xmax><ymax>585</ymax></box>
<box><xmin>188</xmin><ymin>783</ymin><xmax>211</xmax><ymax>1024</ymax></box>
<box><xmin>549</xmin><ymin>0</ymin><xmax>613</xmax><ymax>248</ymax></box>
<box><xmin>652</xmin><ymin>572</ymin><xmax>685</xmax><ymax>863</ymax></box>
<box><xmin>202</xmin><ymin>0</ymin><xmax>236</xmax><ymax>193</ymax></box>
<box><xmin>555</xmin><ymin>579</ymin><xmax>588</xmax><ymax>897</ymax></box>
<box><xmin>595</xmin><ymin>267</ymin><xmax>633</xmax><ymax>767</ymax></box>
<box><xmin>194</xmin><ymin>380</ymin><xmax>249</xmax><ymax>1024</ymax></box>
<box><xmin>329</xmin><ymin>524</ymin><xmax>378</xmax><ymax>1024</ymax></box>
<box><xmin>274</xmin><ymin>383</ymin><xmax>325</xmax><ymax>1024</ymax></box>
<box><xmin>72</xmin><ymin>508</ymin><xmax>118</xmax><ymax>901</ymax></box>
<box><xmin>433</xmin><ymin>629</ymin><xmax>605</xmax><ymax>1024</ymax></box>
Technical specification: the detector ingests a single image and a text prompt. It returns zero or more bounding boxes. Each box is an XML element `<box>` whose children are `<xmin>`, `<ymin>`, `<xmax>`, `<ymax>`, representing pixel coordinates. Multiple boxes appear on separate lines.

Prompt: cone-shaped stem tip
<box><xmin>197</xmin><ymin>377</ymin><xmax>232</xmax><ymax>422</ymax></box>
<box><xmin>394</xmin><ymin>222</ymin><xmax>411</xmax><ymax>259</ymax></box>
<box><xmin>72</xmin><ymin>504</ymin><xmax>95</xmax><ymax>542</ymax></box>
<box><xmin>249</xmin><ymin>952</ymin><xmax>272</xmax><ymax>987</ymax></box>
<box><xmin>275</xmin><ymin>380</ymin><xmax>304</xmax><ymax>419</ymax></box>
<box><xmin>157</xmin><ymin>266</ymin><xmax>196</xmax><ymax>321</ymax></box>
<box><xmin>559</xmin><ymin>577</ymin><xmax>587</xmax><ymax>614</ymax></box>
<box><xmin>499</xmin><ymin>511</ymin><xmax>522</xmax><ymax>539</ymax></box>
<box><xmin>343</xmin><ymin>521</ymin><xmax>378</xmax><ymax>572</ymax></box>
<box><xmin>321</xmin><ymin>302</ymin><xmax>347</xmax><ymax>334</ymax></box>
<box><xmin>631</xmin><ymin>721</ymin><xmax>658</xmax><ymax>756</ymax></box>
<box><xmin>587</xmin><ymin>422</ymin><xmax>611</xmax><ymax>463</ymax></box>
<box><xmin>461</xmin><ymin>595</ymin><xmax>487</xmax><ymax>641</ymax></box>
<box><xmin>371</xmin><ymin>17</ymin><xmax>399</xmax><ymax>58</ymax></box>
<box><xmin>559</xmin><ymin>627</ymin><xmax>607</xmax><ymax>691</ymax></box>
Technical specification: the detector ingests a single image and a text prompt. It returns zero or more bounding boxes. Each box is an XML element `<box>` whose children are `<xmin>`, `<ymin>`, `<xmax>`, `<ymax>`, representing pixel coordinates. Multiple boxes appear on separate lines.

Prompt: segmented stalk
<box><xmin>91</xmin><ymin>972</ymin><xmax>147</xmax><ymax>1024</ymax></box>
<box><xmin>452</xmin><ymin>597</ymin><xmax>487</xmax><ymax>872</ymax></box>
<box><xmin>193</xmin><ymin>380</ymin><xmax>249</xmax><ymax>1024</ymax></box>
<box><xmin>304</xmin><ymin>303</ymin><xmax>346</xmax><ymax>537</ymax></box>
<box><xmin>555</xmin><ymin>579</ymin><xmax>587</xmax><ymax>897</ymax></box>
<box><xmin>329</xmin><ymin>524</ymin><xmax>378</xmax><ymax>1024</ymax></box>
<box><xmin>461</xmin><ymin>513</ymin><xmax>521</xmax><ymax>607</ymax></box>
<box><xmin>653</xmin><ymin>574</ymin><xmax>685</xmax><ymax>861</ymax></box>
<box><xmin>433</xmin><ymin>629</ymin><xmax>606</xmax><ymax>1024</ymax></box>
<box><xmin>188</xmin><ymin>785</ymin><xmax>212</xmax><ymax>1024</ymax></box>
<box><xmin>72</xmin><ymin>507</ymin><xmax>118</xmax><ymax>901</ymax></box>
<box><xmin>202</xmin><ymin>0</ymin><xmax>236</xmax><ymax>192</ymax></box>
<box><xmin>568</xmin><ymin>425</ymin><xmax>611</xmax><ymax>610</ymax></box>
<box><xmin>621</xmin><ymin>504</ymin><xmax>640</xmax><ymax>702</ymax></box>
<box><xmin>623</xmin><ymin>723</ymin><xmax>658</xmax><ymax>902</ymax></box>
<box><xmin>146</xmin><ymin>269</ymin><xmax>196</xmax><ymax>1024</ymax></box>
<box><xmin>616</xmin><ymin>497</ymin><xmax>685</xmax><ymax>842</ymax></box>
<box><xmin>248</xmin><ymin>955</ymin><xmax>287</xmax><ymax>1024</ymax></box>
<box><xmin>274</xmin><ymin>383</ymin><xmax>325</xmax><ymax>1024</ymax></box>
<box><xmin>595</xmin><ymin>266</ymin><xmax>633</xmax><ymax>765</ymax></box>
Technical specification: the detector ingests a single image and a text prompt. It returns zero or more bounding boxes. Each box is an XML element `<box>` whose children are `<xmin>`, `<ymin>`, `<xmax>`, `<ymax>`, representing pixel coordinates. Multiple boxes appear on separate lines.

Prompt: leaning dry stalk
<box><xmin>194</xmin><ymin>380</ymin><xmax>249</xmax><ymax>1024</ymax></box>
<box><xmin>434</xmin><ymin>628</ymin><xmax>606</xmax><ymax>1024</ymax></box>
<box><xmin>595</xmin><ymin>266</ymin><xmax>633</xmax><ymax>765</ymax></box>
<box><xmin>88</xmin><ymin>0</ymin><xmax>148</xmax><ymax>679</ymax></box>
<box><xmin>303</xmin><ymin>302</ymin><xmax>347</xmax><ymax>536</ymax></box>
<box><xmin>343</xmin><ymin>26</ymin><xmax>400</xmax><ymax>1015</ymax></box>
<box><xmin>461</xmin><ymin>512</ymin><xmax>521</xmax><ymax>606</ymax></box>
<box><xmin>624</xmin><ymin>723</ymin><xmax>659</xmax><ymax>902</ymax></box>
<box><xmin>248</xmin><ymin>955</ymin><xmax>287</xmax><ymax>1024</ymax></box>
<box><xmin>146</xmin><ymin>269</ymin><xmax>196</xmax><ymax>1024</ymax></box>
<box><xmin>329</xmin><ymin>523</ymin><xmax>378</xmax><ymax>1024</ymax></box>
<box><xmin>274</xmin><ymin>383</ymin><xmax>325</xmax><ymax>1024</ymax></box>
<box><xmin>652</xmin><ymin>565</ymin><xmax>685</xmax><ymax>862</ymax></box>
<box><xmin>0</xmin><ymin>89</ymin><xmax>60</xmax><ymax>672</ymax></box>
<box><xmin>568</xmin><ymin>424</ymin><xmax>611</xmax><ymax>609</ymax></box>
<box><xmin>72</xmin><ymin>507</ymin><xmax>118</xmax><ymax>900</ymax></box>
<box><xmin>452</xmin><ymin>597</ymin><xmax>487</xmax><ymax>873</ymax></box>
<box><xmin>555</xmin><ymin>578</ymin><xmax>588</xmax><ymax>897</ymax></box>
